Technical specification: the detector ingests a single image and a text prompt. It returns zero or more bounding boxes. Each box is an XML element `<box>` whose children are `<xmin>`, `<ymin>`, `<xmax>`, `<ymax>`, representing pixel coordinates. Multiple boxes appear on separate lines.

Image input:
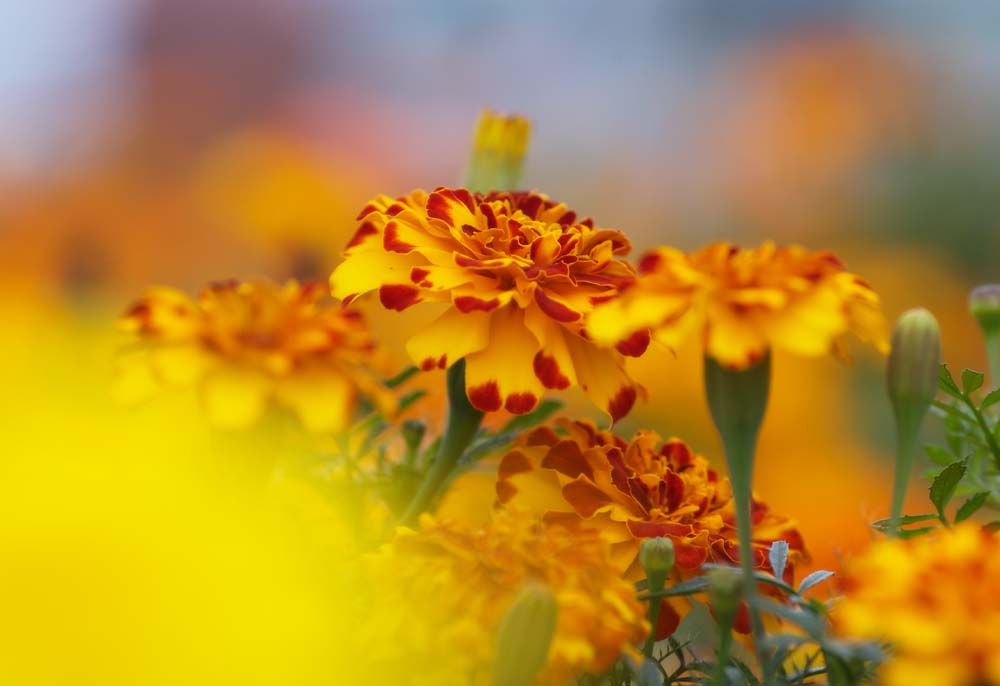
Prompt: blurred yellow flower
<box><xmin>836</xmin><ymin>524</ymin><xmax>1000</xmax><ymax>686</ymax></box>
<box><xmin>117</xmin><ymin>279</ymin><xmax>394</xmax><ymax>431</ymax></box>
<box><xmin>496</xmin><ymin>419</ymin><xmax>806</xmax><ymax>636</ymax></box>
<box><xmin>589</xmin><ymin>241</ymin><xmax>888</xmax><ymax>369</ymax></box>
<box><xmin>357</xmin><ymin>509</ymin><xmax>648</xmax><ymax>685</ymax></box>
<box><xmin>330</xmin><ymin>188</ymin><xmax>645</xmax><ymax>421</ymax></box>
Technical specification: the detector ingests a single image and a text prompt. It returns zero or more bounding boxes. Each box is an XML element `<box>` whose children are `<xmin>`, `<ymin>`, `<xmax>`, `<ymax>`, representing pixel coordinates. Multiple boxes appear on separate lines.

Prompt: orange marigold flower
<box><xmin>588</xmin><ymin>241</ymin><xmax>888</xmax><ymax>369</ymax></box>
<box><xmin>330</xmin><ymin>188</ymin><xmax>645</xmax><ymax>421</ymax></box>
<box><xmin>357</xmin><ymin>509</ymin><xmax>648</xmax><ymax>685</ymax></box>
<box><xmin>835</xmin><ymin>523</ymin><xmax>1000</xmax><ymax>686</ymax></box>
<box><xmin>118</xmin><ymin>279</ymin><xmax>394</xmax><ymax>431</ymax></box>
<box><xmin>496</xmin><ymin>418</ymin><xmax>806</xmax><ymax>635</ymax></box>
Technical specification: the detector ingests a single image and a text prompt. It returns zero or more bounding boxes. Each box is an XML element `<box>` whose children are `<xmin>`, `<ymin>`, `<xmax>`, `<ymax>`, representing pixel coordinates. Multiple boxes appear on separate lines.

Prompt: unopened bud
<box><xmin>970</xmin><ymin>285</ymin><xmax>1000</xmax><ymax>335</ymax></box>
<box><xmin>639</xmin><ymin>537</ymin><xmax>675</xmax><ymax>591</ymax></box>
<box><xmin>707</xmin><ymin>566</ymin><xmax>743</xmax><ymax>622</ymax></box>
<box><xmin>492</xmin><ymin>583</ymin><xmax>557</xmax><ymax>686</ymax></box>
<box><xmin>467</xmin><ymin>110</ymin><xmax>531</xmax><ymax>193</ymax></box>
<box><xmin>887</xmin><ymin>308</ymin><xmax>941</xmax><ymax>408</ymax></box>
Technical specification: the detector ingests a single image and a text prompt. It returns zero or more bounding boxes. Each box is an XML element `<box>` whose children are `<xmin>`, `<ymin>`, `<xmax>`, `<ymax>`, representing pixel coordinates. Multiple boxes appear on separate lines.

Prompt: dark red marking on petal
<box><xmin>495</xmin><ymin>480</ymin><xmax>517</xmax><ymax>504</ymax></box>
<box><xmin>533</xmin><ymin>351</ymin><xmax>571</xmax><ymax>390</ymax></box>
<box><xmin>454</xmin><ymin>295</ymin><xmax>500</xmax><ymax>313</ymax></box>
<box><xmin>383</xmin><ymin>221</ymin><xmax>415</xmax><ymax>253</ymax></box>
<box><xmin>498</xmin><ymin>450</ymin><xmax>533</xmax><ymax>478</ymax></box>
<box><xmin>637</xmin><ymin>252</ymin><xmax>662</xmax><ymax>274</ymax></box>
<box><xmin>461</xmin><ymin>224</ymin><xmax>478</xmax><ymax>236</ymax></box>
<box><xmin>467</xmin><ymin>380</ymin><xmax>502</xmax><ymax>412</ymax></box>
<box><xmin>504</xmin><ymin>392</ymin><xmax>537</xmax><ymax>415</ymax></box>
<box><xmin>615</xmin><ymin>329</ymin><xmax>651</xmax><ymax>357</ymax></box>
<box><xmin>664</xmin><ymin>471</ymin><xmax>685</xmax><ymax>512</ymax></box>
<box><xmin>655</xmin><ymin>600</ymin><xmax>681</xmax><ymax>641</ymax></box>
<box><xmin>534</xmin><ymin>289</ymin><xmax>580</xmax><ymax>323</ymax></box>
<box><xmin>606</xmin><ymin>448</ymin><xmax>630</xmax><ymax>494</ymax></box>
<box><xmin>608</xmin><ymin>385</ymin><xmax>638</xmax><ymax>423</ymax></box>
<box><xmin>355</xmin><ymin>203</ymin><xmax>380</xmax><ymax>220</ymax></box>
<box><xmin>525</xmin><ymin>426</ymin><xmax>560</xmax><ymax>448</ymax></box>
<box><xmin>540</xmin><ymin>440</ymin><xmax>591</xmax><ymax>479</ymax></box>
<box><xmin>627</xmin><ymin>476</ymin><xmax>652</xmax><ymax>512</ymax></box>
<box><xmin>385</xmin><ymin>203</ymin><xmax>406</xmax><ymax>216</ymax></box>
<box><xmin>346</xmin><ymin>221</ymin><xmax>378</xmax><ymax>250</ymax></box>
<box><xmin>378</xmin><ymin>284</ymin><xmax>421</xmax><ymax>311</ymax></box>
<box><xmin>410</xmin><ymin>267</ymin><xmax>431</xmax><ymax>285</ymax></box>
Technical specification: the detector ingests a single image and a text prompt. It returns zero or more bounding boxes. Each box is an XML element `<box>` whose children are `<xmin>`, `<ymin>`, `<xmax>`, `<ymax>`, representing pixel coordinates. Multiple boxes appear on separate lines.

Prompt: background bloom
<box><xmin>588</xmin><ymin>241</ymin><xmax>888</xmax><ymax>369</ymax></box>
<box><xmin>330</xmin><ymin>187</ymin><xmax>645</xmax><ymax>420</ymax></box>
<box><xmin>835</xmin><ymin>524</ymin><xmax>1000</xmax><ymax>686</ymax></box>
<box><xmin>117</xmin><ymin>279</ymin><xmax>394</xmax><ymax>431</ymax></box>
<box><xmin>496</xmin><ymin>418</ymin><xmax>806</xmax><ymax>634</ymax></box>
<box><xmin>356</xmin><ymin>509</ymin><xmax>648</xmax><ymax>685</ymax></box>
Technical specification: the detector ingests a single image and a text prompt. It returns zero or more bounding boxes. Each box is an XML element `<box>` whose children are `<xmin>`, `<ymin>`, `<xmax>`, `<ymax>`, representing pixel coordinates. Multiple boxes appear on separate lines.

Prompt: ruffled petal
<box><xmin>464</xmin><ymin>305</ymin><xmax>543</xmax><ymax>414</ymax></box>
<box><xmin>405</xmin><ymin>308</ymin><xmax>492</xmax><ymax>372</ymax></box>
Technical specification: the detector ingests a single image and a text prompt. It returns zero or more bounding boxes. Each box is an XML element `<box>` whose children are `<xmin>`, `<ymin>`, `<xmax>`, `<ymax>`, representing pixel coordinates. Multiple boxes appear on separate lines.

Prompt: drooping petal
<box><xmin>564</xmin><ymin>333</ymin><xmax>639</xmax><ymax>423</ymax></box>
<box><xmin>405</xmin><ymin>308</ymin><xmax>492</xmax><ymax>371</ymax></box>
<box><xmin>464</xmin><ymin>305</ymin><xmax>543</xmax><ymax>414</ymax></box>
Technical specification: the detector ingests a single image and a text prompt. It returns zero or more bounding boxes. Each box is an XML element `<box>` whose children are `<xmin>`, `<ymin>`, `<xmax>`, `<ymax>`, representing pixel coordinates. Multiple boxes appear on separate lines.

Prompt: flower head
<box><xmin>588</xmin><ymin>241</ymin><xmax>888</xmax><ymax>369</ymax></box>
<box><xmin>496</xmin><ymin>418</ymin><xmax>806</xmax><ymax>634</ymax></box>
<box><xmin>836</xmin><ymin>524</ymin><xmax>1000</xmax><ymax>686</ymax></box>
<box><xmin>357</xmin><ymin>509</ymin><xmax>648</xmax><ymax>685</ymax></box>
<box><xmin>330</xmin><ymin>188</ymin><xmax>645</xmax><ymax>421</ymax></box>
<box><xmin>118</xmin><ymin>279</ymin><xmax>394</xmax><ymax>431</ymax></box>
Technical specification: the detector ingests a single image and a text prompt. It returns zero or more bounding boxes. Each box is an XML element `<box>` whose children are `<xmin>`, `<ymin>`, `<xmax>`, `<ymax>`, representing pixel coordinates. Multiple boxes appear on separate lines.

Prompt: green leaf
<box><xmin>385</xmin><ymin>365</ymin><xmax>418</xmax><ymax>389</ymax></box>
<box><xmin>962</xmin><ymin>369</ymin><xmax>985</xmax><ymax>394</ymax></box>
<box><xmin>982</xmin><ymin>388</ymin><xmax>1000</xmax><ymax>411</ymax></box>
<box><xmin>769</xmin><ymin>540</ymin><xmax>789</xmax><ymax>582</ymax></box>
<box><xmin>896</xmin><ymin>526</ymin><xmax>938</xmax><ymax>539</ymax></box>
<box><xmin>638</xmin><ymin>576</ymin><xmax>709</xmax><ymax>600</ymax></box>
<box><xmin>924</xmin><ymin>444</ymin><xmax>956</xmax><ymax>466</ymax></box>
<box><xmin>871</xmin><ymin>513</ymin><xmax>939</xmax><ymax>530</ymax></box>
<box><xmin>930</xmin><ymin>459</ymin><xmax>968</xmax><ymax>520</ymax></box>
<box><xmin>955</xmin><ymin>492</ymin><xmax>990</xmax><ymax>524</ymax></box>
<box><xmin>939</xmin><ymin>364</ymin><xmax>962</xmax><ymax>397</ymax></box>
<box><xmin>797</xmin><ymin>570</ymin><xmax>835</xmax><ymax>595</ymax></box>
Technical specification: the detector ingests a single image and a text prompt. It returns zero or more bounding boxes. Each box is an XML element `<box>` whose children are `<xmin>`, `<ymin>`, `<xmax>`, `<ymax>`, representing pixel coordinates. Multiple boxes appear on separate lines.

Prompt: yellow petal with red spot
<box><xmin>405</xmin><ymin>308</ymin><xmax>491</xmax><ymax>372</ymax></box>
<box><xmin>563</xmin><ymin>333</ymin><xmax>639</xmax><ymax>424</ymax></box>
<box><xmin>464</xmin><ymin>305</ymin><xmax>543</xmax><ymax>414</ymax></box>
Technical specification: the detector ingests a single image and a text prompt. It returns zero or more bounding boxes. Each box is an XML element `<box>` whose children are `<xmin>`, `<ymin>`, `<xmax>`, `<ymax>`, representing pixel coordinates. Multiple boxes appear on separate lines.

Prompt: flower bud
<box><xmin>466</xmin><ymin>109</ymin><xmax>531</xmax><ymax>193</ymax></box>
<box><xmin>886</xmin><ymin>308</ymin><xmax>941</xmax><ymax>407</ymax></box>
<box><xmin>707</xmin><ymin>566</ymin><xmax>743</xmax><ymax>623</ymax></box>
<box><xmin>639</xmin><ymin>537</ymin><xmax>675</xmax><ymax>591</ymax></box>
<box><xmin>492</xmin><ymin>583</ymin><xmax>557</xmax><ymax>686</ymax></box>
<box><xmin>970</xmin><ymin>285</ymin><xmax>1000</xmax><ymax>335</ymax></box>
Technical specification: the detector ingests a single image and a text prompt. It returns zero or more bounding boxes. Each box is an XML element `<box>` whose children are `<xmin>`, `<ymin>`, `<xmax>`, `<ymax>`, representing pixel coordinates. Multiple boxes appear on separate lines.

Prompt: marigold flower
<box><xmin>496</xmin><ymin>418</ymin><xmax>806</xmax><ymax>634</ymax></box>
<box><xmin>836</xmin><ymin>524</ymin><xmax>1000</xmax><ymax>686</ymax></box>
<box><xmin>330</xmin><ymin>188</ymin><xmax>645</xmax><ymax>420</ymax></box>
<box><xmin>118</xmin><ymin>279</ymin><xmax>394</xmax><ymax>431</ymax></box>
<box><xmin>357</xmin><ymin>509</ymin><xmax>648</xmax><ymax>685</ymax></box>
<box><xmin>588</xmin><ymin>241</ymin><xmax>888</xmax><ymax>369</ymax></box>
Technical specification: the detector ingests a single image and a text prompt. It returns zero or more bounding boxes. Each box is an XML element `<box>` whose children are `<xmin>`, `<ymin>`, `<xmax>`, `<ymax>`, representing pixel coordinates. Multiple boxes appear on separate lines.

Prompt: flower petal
<box><xmin>464</xmin><ymin>305</ymin><xmax>543</xmax><ymax>414</ymax></box>
<box><xmin>200</xmin><ymin>365</ymin><xmax>272</xmax><ymax>429</ymax></box>
<box><xmin>405</xmin><ymin>308</ymin><xmax>491</xmax><ymax>372</ymax></box>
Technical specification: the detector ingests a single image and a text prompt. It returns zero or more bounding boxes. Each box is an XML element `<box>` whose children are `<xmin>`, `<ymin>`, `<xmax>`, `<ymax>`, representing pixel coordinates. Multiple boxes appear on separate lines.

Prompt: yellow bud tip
<box><xmin>970</xmin><ymin>284</ymin><xmax>1000</xmax><ymax>333</ymax></box>
<box><xmin>473</xmin><ymin>109</ymin><xmax>531</xmax><ymax>159</ymax></box>
<box><xmin>638</xmin><ymin>537</ymin><xmax>675</xmax><ymax>582</ymax></box>
<box><xmin>887</xmin><ymin>307</ymin><xmax>941</xmax><ymax>405</ymax></box>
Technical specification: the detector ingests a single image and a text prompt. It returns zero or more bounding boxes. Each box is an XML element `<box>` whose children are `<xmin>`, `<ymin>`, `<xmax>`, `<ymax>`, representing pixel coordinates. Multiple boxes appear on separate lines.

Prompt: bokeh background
<box><xmin>2</xmin><ymin>1</ymin><xmax>998</xmax><ymax>682</ymax></box>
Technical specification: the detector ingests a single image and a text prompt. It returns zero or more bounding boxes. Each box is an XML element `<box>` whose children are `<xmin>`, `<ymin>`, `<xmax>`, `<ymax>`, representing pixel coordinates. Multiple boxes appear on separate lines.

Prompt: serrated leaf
<box><xmin>955</xmin><ymin>491</ymin><xmax>990</xmax><ymax>524</ymax></box>
<box><xmin>897</xmin><ymin>526</ymin><xmax>938</xmax><ymax>539</ymax></box>
<box><xmin>982</xmin><ymin>388</ymin><xmax>1000</xmax><ymax>411</ymax></box>
<box><xmin>924</xmin><ymin>444</ymin><xmax>956</xmax><ymax>466</ymax></box>
<box><xmin>962</xmin><ymin>369</ymin><xmax>985</xmax><ymax>394</ymax></box>
<box><xmin>871</xmin><ymin>513</ymin><xmax>939</xmax><ymax>530</ymax></box>
<box><xmin>939</xmin><ymin>364</ymin><xmax>962</xmax><ymax>397</ymax></box>
<box><xmin>769</xmin><ymin>540</ymin><xmax>789</xmax><ymax>582</ymax></box>
<box><xmin>797</xmin><ymin>570</ymin><xmax>835</xmax><ymax>595</ymax></box>
<box><xmin>930</xmin><ymin>459</ymin><xmax>968</xmax><ymax>520</ymax></box>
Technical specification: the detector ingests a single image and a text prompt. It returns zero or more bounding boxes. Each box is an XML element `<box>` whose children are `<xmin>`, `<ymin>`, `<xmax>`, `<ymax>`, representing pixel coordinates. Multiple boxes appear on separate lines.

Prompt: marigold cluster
<box><xmin>836</xmin><ymin>523</ymin><xmax>1000</xmax><ymax>686</ymax></box>
<box><xmin>588</xmin><ymin>241</ymin><xmax>888</xmax><ymax>369</ymax></box>
<box><xmin>496</xmin><ymin>418</ymin><xmax>806</xmax><ymax>634</ymax></box>
<box><xmin>357</xmin><ymin>509</ymin><xmax>648</xmax><ymax>685</ymax></box>
<box><xmin>118</xmin><ymin>279</ymin><xmax>394</xmax><ymax>431</ymax></box>
<box><xmin>330</xmin><ymin>188</ymin><xmax>645</xmax><ymax>421</ymax></box>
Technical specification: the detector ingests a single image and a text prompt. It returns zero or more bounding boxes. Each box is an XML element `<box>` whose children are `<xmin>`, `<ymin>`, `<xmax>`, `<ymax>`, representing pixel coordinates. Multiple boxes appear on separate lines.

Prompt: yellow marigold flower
<box><xmin>496</xmin><ymin>419</ymin><xmax>806</xmax><ymax>636</ymax></box>
<box><xmin>330</xmin><ymin>188</ymin><xmax>646</xmax><ymax>421</ymax></box>
<box><xmin>588</xmin><ymin>241</ymin><xmax>888</xmax><ymax>369</ymax></box>
<box><xmin>357</xmin><ymin>509</ymin><xmax>648</xmax><ymax>685</ymax></box>
<box><xmin>836</xmin><ymin>523</ymin><xmax>1000</xmax><ymax>686</ymax></box>
<box><xmin>118</xmin><ymin>279</ymin><xmax>394</xmax><ymax>431</ymax></box>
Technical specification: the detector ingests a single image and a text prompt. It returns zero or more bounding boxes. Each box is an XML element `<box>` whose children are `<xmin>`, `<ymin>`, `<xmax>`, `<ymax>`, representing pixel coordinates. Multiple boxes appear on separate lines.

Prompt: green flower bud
<box><xmin>707</xmin><ymin>566</ymin><xmax>743</xmax><ymax>623</ymax></box>
<box><xmin>887</xmin><ymin>308</ymin><xmax>941</xmax><ymax>407</ymax></box>
<box><xmin>970</xmin><ymin>285</ymin><xmax>1000</xmax><ymax>335</ymax></box>
<box><xmin>492</xmin><ymin>583</ymin><xmax>557</xmax><ymax>686</ymax></box>
<box><xmin>638</xmin><ymin>537</ymin><xmax>675</xmax><ymax>591</ymax></box>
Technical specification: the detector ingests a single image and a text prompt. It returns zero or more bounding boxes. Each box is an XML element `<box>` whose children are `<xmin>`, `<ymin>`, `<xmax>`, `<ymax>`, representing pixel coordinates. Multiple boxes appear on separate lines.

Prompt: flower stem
<box><xmin>401</xmin><ymin>358</ymin><xmax>483</xmax><ymax>524</ymax></box>
<box><xmin>889</xmin><ymin>406</ymin><xmax>921</xmax><ymax>536</ymax></box>
<box><xmin>704</xmin><ymin>353</ymin><xmax>771</xmax><ymax>682</ymax></box>
<box><xmin>985</xmin><ymin>330</ymin><xmax>1000</xmax><ymax>392</ymax></box>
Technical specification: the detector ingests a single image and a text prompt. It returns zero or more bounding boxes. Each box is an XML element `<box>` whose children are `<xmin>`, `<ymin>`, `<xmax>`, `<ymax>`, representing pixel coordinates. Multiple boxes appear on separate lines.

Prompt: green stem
<box><xmin>401</xmin><ymin>359</ymin><xmax>483</xmax><ymax>524</ymax></box>
<box><xmin>711</xmin><ymin>618</ymin><xmax>735</xmax><ymax>686</ymax></box>
<box><xmin>959</xmin><ymin>393</ymin><xmax>1000</xmax><ymax>472</ymax></box>
<box><xmin>889</xmin><ymin>408</ymin><xmax>921</xmax><ymax>536</ymax></box>
<box><xmin>985</xmin><ymin>330</ymin><xmax>1000</xmax><ymax>392</ymax></box>
<box><xmin>642</xmin><ymin>599</ymin><xmax>662</xmax><ymax>658</ymax></box>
